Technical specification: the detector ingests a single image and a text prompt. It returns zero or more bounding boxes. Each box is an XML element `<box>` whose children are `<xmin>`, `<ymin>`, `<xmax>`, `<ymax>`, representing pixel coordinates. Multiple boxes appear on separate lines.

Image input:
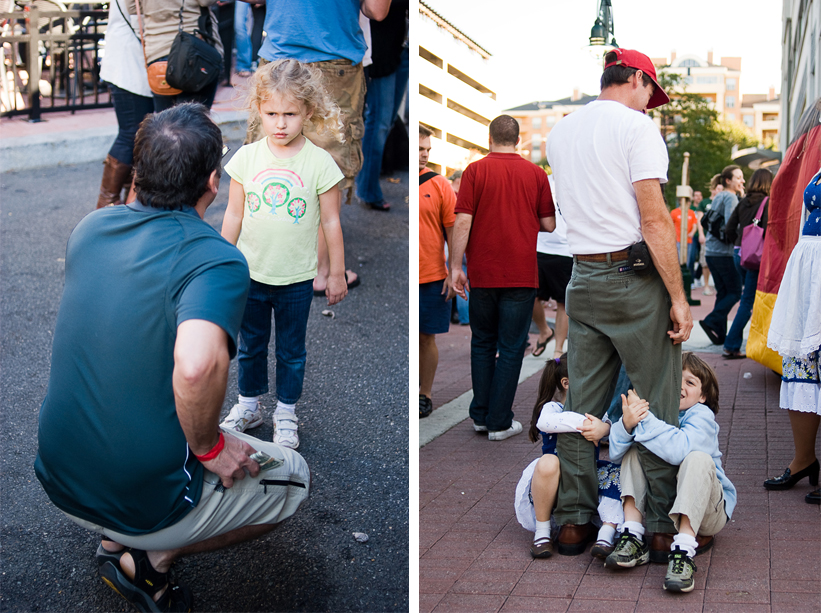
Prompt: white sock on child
<box><xmin>534</xmin><ymin>520</ymin><xmax>551</xmax><ymax>541</ymax></box>
<box><xmin>274</xmin><ymin>400</ymin><xmax>296</xmax><ymax>417</ymax></box>
<box><xmin>238</xmin><ymin>395</ymin><xmax>259</xmax><ymax>411</ymax></box>
<box><xmin>597</xmin><ymin>523</ymin><xmax>617</xmax><ymax>545</ymax></box>
<box><xmin>672</xmin><ymin>533</ymin><xmax>698</xmax><ymax>558</ymax></box>
<box><xmin>622</xmin><ymin>520</ymin><xmax>645</xmax><ymax>538</ymax></box>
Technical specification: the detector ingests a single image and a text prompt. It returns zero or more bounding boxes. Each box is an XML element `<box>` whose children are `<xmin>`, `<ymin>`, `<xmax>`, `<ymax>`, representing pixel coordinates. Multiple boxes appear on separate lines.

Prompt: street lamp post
<box><xmin>589</xmin><ymin>0</ymin><xmax>617</xmax><ymax>51</ymax></box>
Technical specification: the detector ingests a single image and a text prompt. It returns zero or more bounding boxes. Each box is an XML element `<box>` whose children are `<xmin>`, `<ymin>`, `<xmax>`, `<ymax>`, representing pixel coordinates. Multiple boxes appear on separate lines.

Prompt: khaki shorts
<box><xmin>63</xmin><ymin>429</ymin><xmax>310</xmax><ymax>551</ymax></box>
<box><xmin>246</xmin><ymin>58</ymin><xmax>366</xmax><ymax>197</ymax></box>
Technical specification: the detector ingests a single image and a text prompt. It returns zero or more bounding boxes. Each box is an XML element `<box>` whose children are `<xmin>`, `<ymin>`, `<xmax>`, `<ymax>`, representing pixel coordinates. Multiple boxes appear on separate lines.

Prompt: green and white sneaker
<box><xmin>604</xmin><ymin>529</ymin><xmax>649</xmax><ymax>569</ymax></box>
<box><xmin>663</xmin><ymin>547</ymin><xmax>697</xmax><ymax>592</ymax></box>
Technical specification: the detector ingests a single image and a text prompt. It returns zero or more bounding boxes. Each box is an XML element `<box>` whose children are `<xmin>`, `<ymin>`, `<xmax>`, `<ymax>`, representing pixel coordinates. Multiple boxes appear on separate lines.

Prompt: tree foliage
<box><xmin>649</xmin><ymin>72</ymin><xmax>757</xmax><ymax>207</ymax></box>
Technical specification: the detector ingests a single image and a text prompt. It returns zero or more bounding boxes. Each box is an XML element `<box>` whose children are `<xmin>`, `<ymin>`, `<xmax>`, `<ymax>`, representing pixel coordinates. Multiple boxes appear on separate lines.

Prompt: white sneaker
<box><xmin>488</xmin><ymin>420</ymin><xmax>523</xmax><ymax>441</ymax></box>
<box><xmin>220</xmin><ymin>403</ymin><xmax>263</xmax><ymax>432</ymax></box>
<box><xmin>273</xmin><ymin>413</ymin><xmax>299</xmax><ymax>449</ymax></box>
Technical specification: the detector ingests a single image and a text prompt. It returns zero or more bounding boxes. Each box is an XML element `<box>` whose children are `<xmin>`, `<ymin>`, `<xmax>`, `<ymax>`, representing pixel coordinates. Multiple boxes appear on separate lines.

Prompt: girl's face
<box><xmin>726</xmin><ymin>169</ymin><xmax>745</xmax><ymax>194</ymax></box>
<box><xmin>680</xmin><ymin>368</ymin><xmax>706</xmax><ymax>411</ymax></box>
<box><xmin>258</xmin><ymin>93</ymin><xmax>313</xmax><ymax>149</ymax></box>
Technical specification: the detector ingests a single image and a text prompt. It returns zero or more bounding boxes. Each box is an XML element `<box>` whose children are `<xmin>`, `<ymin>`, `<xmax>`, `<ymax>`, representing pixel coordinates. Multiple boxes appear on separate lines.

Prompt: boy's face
<box><xmin>680</xmin><ymin>368</ymin><xmax>706</xmax><ymax>411</ymax></box>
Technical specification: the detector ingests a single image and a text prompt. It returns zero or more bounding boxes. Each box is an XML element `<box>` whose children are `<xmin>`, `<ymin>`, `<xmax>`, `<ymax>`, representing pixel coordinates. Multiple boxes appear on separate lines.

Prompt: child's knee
<box><xmin>535</xmin><ymin>454</ymin><xmax>560</xmax><ymax>478</ymax></box>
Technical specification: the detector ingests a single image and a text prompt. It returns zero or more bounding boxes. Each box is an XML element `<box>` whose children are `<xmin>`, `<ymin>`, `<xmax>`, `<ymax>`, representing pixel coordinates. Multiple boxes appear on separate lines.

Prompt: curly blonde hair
<box><xmin>247</xmin><ymin>59</ymin><xmax>344</xmax><ymax>143</ymax></box>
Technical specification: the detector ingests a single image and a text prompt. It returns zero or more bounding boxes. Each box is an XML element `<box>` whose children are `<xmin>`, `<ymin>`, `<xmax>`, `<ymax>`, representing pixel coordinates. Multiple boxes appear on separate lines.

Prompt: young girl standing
<box><xmin>514</xmin><ymin>354</ymin><xmax>623</xmax><ymax>558</ymax></box>
<box><xmin>220</xmin><ymin>59</ymin><xmax>348</xmax><ymax>449</ymax></box>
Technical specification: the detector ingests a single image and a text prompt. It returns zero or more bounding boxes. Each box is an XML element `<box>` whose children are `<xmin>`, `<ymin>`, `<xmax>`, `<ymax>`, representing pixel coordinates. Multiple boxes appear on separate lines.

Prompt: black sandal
<box><xmin>100</xmin><ymin>548</ymin><xmax>193</xmax><ymax>612</ymax></box>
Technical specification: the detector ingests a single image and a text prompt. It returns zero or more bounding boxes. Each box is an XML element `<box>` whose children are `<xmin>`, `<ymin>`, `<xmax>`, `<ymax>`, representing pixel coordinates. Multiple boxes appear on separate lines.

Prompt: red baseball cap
<box><xmin>604</xmin><ymin>48</ymin><xmax>670</xmax><ymax>109</ymax></box>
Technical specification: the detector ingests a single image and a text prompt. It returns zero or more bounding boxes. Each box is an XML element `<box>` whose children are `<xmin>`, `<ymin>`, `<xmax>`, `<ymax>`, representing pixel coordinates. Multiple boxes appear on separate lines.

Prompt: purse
<box><xmin>165</xmin><ymin>5</ymin><xmax>222</xmax><ymax>93</ymax></box>
<box><xmin>739</xmin><ymin>196</ymin><xmax>768</xmax><ymax>270</ymax></box>
<box><xmin>135</xmin><ymin>0</ymin><xmax>182</xmax><ymax>96</ymax></box>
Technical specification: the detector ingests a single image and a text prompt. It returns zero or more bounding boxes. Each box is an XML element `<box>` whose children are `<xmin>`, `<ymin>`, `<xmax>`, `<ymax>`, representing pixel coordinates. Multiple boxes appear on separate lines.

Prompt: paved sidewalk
<box><xmin>419</xmin><ymin>286</ymin><xmax>821</xmax><ymax>612</ymax></box>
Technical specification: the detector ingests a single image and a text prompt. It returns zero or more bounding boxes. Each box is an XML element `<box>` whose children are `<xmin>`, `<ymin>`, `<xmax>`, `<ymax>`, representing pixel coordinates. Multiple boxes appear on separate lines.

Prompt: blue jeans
<box><xmin>152</xmin><ymin>77</ymin><xmax>219</xmax><ymax>113</ymax></box>
<box><xmin>355</xmin><ymin>47</ymin><xmax>409</xmax><ymax>204</ymax></box>
<box><xmin>687</xmin><ymin>241</ymin><xmax>700</xmax><ymax>279</ymax></box>
<box><xmin>703</xmin><ymin>255</ymin><xmax>741</xmax><ymax>341</ymax></box>
<box><xmin>724</xmin><ymin>249</ymin><xmax>759</xmax><ymax>352</ymax></box>
<box><xmin>237</xmin><ymin>279</ymin><xmax>313</xmax><ymax>404</ymax></box>
<box><xmin>234</xmin><ymin>2</ymin><xmax>253</xmax><ymax>71</ymax></box>
<box><xmin>468</xmin><ymin>287</ymin><xmax>536</xmax><ymax>432</ymax></box>
<box><xmin>107</xmin><ymin>84</ymin><xmax>154</xmax><ymax>164</ymax></box>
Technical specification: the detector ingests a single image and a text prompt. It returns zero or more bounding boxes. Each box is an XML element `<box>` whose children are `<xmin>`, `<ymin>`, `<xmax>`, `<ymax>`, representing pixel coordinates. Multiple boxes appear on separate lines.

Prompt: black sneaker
<box><xmin>663</xmin><ymin>546</ymin><xmax>697</xmax><ymax>592</ymax></box>
<box><xmin>604</xmin><ymin>529</ymin><xmax>649</xmax><ymax>569</ymax></box>
<box><xmin>419</xmin><ymin>394</ymin><xmax>433</xmax><ymax>418</ymax></box>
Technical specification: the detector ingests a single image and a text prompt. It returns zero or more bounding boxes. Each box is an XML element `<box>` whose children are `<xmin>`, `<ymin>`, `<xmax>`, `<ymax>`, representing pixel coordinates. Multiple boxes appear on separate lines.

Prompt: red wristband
<box><xmin>194</xmin><ymin>432</ymin><xmax>224</xmax><ymax>462</ymax></box>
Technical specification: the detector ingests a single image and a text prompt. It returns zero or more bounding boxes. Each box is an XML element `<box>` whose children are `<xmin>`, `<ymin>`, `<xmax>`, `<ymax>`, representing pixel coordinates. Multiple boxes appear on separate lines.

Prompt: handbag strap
<box><xmin>133</xmin><ymin>0</ymin><xmax>151</xmax><ymax>68</ymax></box>
<box><xmin>753</xmin><ymin>196</ymin><xmax>768</xmax><ymax>224</ymax></box>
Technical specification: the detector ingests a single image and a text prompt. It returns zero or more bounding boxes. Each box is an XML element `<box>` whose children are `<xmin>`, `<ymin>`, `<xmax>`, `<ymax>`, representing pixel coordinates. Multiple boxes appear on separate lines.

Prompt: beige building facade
<box><xmin>417</xmin><ymin>2</ymin><xmax>501</xmax><ymax>176</ymax></box>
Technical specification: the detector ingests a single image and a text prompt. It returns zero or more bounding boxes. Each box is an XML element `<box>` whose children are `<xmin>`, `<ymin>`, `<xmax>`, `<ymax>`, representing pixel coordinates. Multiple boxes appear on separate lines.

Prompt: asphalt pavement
<box><xmin>0</xmin><ymin>139</ymin><xmax>410</xmax><ymax>612</ymax></box>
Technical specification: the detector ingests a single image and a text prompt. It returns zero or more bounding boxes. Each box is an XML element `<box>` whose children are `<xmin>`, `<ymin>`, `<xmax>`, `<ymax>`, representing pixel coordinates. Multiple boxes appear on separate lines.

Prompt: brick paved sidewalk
<box><xmin>420</xmin><ymin>290</ymin><xmax>821</xmax><ymax>612</ymax></box>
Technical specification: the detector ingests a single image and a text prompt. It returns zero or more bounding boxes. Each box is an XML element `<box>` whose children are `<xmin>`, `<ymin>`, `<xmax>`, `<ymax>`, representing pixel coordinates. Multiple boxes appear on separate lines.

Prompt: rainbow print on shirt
<box><xmin>247</xmin><ymin>168</ymin><xmax>308</xmax><ymax>223</ymax></box>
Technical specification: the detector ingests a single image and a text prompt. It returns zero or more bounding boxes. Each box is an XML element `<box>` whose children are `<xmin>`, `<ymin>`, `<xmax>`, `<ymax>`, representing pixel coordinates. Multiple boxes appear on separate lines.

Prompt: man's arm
<box><xmin>540</xmin><ymin>216</ymin><xmax>556</xmax><ymax>232</ymax></box>
<box><xmin>634</xmin><ymin>179</ymin><xmax>692</xmax><ymax>344</ymax></box>
<box><xmin>449</xmin><ymin>213</ymin><xmax>472</xmax><ymax>300</ymax></box>
<box><xmin>361</xmin><ymin>0</ymin><xmax>390</xmax><ymax>20</ymax></box>
<box><xmin>173</xmin><ymin>319</ymin><xmax>259</xmax><ymax>487</ymax></box>
<box><xmin>443</xmin><ymin>224</ymin><xmax>454</xmax><ymax>299</ymax></box>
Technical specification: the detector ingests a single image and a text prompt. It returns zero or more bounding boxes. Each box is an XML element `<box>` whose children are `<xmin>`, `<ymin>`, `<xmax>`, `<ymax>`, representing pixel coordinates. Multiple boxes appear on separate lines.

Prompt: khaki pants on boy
<box><xmin>621</xmin><ymin>447</ymin><xmax>727</xmax><ymax>536</ymax></box>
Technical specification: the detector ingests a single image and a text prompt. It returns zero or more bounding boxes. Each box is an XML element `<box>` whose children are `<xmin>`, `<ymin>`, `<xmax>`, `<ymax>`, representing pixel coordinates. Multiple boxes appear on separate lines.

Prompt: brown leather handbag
<box><xmin>135</xmin><ymin>0</ymin><xmax>182</xmax><ymax>96</ymax></box>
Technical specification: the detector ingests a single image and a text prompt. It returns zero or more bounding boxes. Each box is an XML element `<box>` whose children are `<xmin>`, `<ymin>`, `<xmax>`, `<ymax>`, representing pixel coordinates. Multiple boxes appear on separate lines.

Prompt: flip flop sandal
<box><xmin>96</xmin><ymin>542</ymin><xmax>128</xmax><ymax>568</ymax></box>
<box><xmin>100</xmin><ymin>549</ymin><xmax>193</xmax><ymax>613</ymax></box>
<box><xmin>531</xmin><ymin>327</ymin><xmax>554</xmax><ymax>357</ymax></box>
<box><xmin>313</xmin><ymin>271</ymin><xmax>361</xmax><ymax>297</ymax></box>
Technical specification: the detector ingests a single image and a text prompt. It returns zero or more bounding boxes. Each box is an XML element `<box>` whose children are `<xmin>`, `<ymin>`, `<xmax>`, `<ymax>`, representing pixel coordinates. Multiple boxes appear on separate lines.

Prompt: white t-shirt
<box><xmin>545</xmin><ymin>100</ymin><xmax>669</xmax><ymax>255</ymax></box>
<box><xmin>536</xmin><ymin>174</ymin><xmax>570</xmax><ymax>256</ymax></box>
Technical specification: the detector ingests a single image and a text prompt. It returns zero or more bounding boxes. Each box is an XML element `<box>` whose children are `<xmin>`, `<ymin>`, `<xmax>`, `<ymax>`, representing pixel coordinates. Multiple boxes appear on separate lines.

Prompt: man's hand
<box><xmin>201</xmin><ymin>433</ymin><xmax>261</xmax><ymax>488</ymax></box>
<box><xmin>668</xmin><ymin>299</ymin><xmax>693</xmax><ymax>344</ymax></box>
<box><xmin>442</xmin><ymin>274</ymin><xmax>456</xmax><ymax>301</ymax></box>
<box><xmin>578</xmin><ymin>413</ymin><xmax>610</xmax><ymax>446</ymax></box>
<box><xmin>451</xmin><ymin>267</ymin><xmax>469</xmax><ymax>300</ymax></box>
<box><xmin>621</xmin><ymin>389</ymin><xmax>650</xmax><ymax>433</ymax></box>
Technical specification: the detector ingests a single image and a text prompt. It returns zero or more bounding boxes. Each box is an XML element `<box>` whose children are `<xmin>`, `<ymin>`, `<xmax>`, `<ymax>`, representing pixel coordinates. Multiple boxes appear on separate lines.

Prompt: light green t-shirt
<box><xmin>225</xmin><ymin>137</ymin><xmax>343</xmax><ymax>285</ymax></box>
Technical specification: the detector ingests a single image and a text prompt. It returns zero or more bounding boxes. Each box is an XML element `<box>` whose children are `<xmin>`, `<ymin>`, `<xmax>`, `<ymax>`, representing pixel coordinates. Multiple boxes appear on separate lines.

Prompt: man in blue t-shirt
<box><xmin>35</xmin><ymin>103</ymin><xmax>310</xmax><ymax>612</ymax></box>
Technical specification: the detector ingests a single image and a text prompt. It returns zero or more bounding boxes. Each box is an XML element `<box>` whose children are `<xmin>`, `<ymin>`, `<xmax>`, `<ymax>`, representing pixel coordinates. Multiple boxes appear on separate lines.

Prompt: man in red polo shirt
<box><xmin>449</xmin><ymin>115</ymin><xmax>555</xmax><ymax>441</ymax></box>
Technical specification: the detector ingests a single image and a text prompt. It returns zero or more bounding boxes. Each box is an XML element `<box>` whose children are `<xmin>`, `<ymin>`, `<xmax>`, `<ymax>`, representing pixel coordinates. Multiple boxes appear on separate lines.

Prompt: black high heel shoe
<box><xmin>763</xmin><ymin>459</ymin><xmax>820</xmax><ymax>490</ymax></box>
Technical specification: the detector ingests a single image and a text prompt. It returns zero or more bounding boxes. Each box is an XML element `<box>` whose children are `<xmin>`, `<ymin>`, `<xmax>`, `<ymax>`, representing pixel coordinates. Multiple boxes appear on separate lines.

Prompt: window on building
<box><xmin>447</xmin><ymin>64</ymin><xmax>497</xmax><ymax>100</ymax></box>
<box><xmin>726</xmin><ymin>113</ymin><xmax>736</xmax><ymax>121</ymax></box>
<box><xmin>726</xmin><ymin>78</ymin><xmax>737</xmax><ymax>91</ymax></box>
<box><xmin>419</xmin><ymin>47</ymin><xmax>443</xmax><ymax>68</ymax></box>
<box><xmin>532</xmin><ymin>117</ymin><xmax>541</xmax><ymax>130</ymax></box>
<box><xmin>446</xmin><ymin>99</ymin><xmax>491</xmax><ymax>126</ymax></box>
<box><xmin>743</xmin><ymin>115</ymin><xmax>754</xmax><ymax>127</ymax></box>
<box><xmin>546</xmin><ymin>116</ymin><xmax>556</xmax><ymax>127</ymax></box>
<box><xmin>531</xmin><ymin>148</ymin><xmax>541</xmax><ymax>163</ymax></box>
<box><xmin>726</xmin><ymin>95</ymin><xmax>735</xmax><ymax>108</ymax></box>
<box><xmin>696</xmin><ymin>76</ymin><xmax>719</xmax><ymax>84</ymax></box>
<box><xmin>680</xmin><ymin>59</ymin><xmax>699</xmax><ymax>67</ymax></box>
<box><xmin>683</xmin><ymin>76</ymin><xmax>693</xmax><ymax>85</ymax></box>
<box><xmin>419</xmin><ymin>84</ymin><xmax>443</xmax><ymax>104</ymax></box>
<box><xmin>447</xmin><ymin>133</ymin><xmax>489</xmax><ymax>155</ymax></box>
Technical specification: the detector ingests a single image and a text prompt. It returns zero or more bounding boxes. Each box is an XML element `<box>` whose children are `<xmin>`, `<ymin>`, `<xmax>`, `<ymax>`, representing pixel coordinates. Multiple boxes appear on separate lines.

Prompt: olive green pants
<box><xmin>555</xmin><ymin>257</ymin><xmax>681</xmax><ymax>533</ymax></box>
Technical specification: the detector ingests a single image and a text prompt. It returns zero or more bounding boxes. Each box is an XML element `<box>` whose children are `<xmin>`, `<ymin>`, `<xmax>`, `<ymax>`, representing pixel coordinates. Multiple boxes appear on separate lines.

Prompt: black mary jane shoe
<box><xmin>806</xmin><ymin>489</ymin><xmax>820</xmax><ymax>505</ymax></box>
<box><xmin>763</xmin><ymin>459</ymin><xmax>820</xmax><ymax>490</ymax></box>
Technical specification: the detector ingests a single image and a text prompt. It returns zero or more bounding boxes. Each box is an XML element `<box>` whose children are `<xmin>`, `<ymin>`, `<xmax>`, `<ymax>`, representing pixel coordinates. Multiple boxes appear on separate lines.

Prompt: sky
<box><xmin>424</xmin><ymin>0</ymin><xmax>784</xmax><ymax>110</ymax></box>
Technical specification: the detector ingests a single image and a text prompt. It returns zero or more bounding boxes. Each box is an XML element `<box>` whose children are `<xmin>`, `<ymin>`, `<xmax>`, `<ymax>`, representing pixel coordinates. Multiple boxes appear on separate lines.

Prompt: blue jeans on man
<box><xmin>355</xmin><ymin>47</ymin><xmax>409</xmax><ymax>206</ymax></box>
<box><xmin>468</xmin><ymin>287</ymin><xmax>535</xmax><ymax>432</ymax></box>
<box><xmin>702</xmin><ymin>255</ymin><xmax>741</xmax><ymax>342</ymax></box>
<box><xmin>237</xmin><ymin>279</ymin><xmax>313</xmax><ymax>404</ymax></box>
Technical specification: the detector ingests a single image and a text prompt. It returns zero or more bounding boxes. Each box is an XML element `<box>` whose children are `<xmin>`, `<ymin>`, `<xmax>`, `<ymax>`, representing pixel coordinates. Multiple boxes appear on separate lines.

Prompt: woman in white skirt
<box><xmin>765</xmin><ymin>169</ymin><xmax>821</xmax><ymax>505</ymax></box>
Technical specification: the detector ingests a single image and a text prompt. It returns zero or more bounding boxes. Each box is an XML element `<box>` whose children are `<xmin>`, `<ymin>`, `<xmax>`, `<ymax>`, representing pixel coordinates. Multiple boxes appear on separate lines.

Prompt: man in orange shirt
<box><xmin>419</xmin><ymin>125</ymin><xmax>456</xmax><ymax>418</ymax></box>
<box><xmin>670</xmin><ymin>206</ymin><xmax>698</xmax><ymax>260</ymax></box>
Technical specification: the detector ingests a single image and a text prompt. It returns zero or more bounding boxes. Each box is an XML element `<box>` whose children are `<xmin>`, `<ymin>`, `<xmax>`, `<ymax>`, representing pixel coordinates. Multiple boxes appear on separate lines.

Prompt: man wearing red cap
<box><xmin>545</xmin><ymin>49</ymin><xmax>693</xmax><ymax>561</ymax></box>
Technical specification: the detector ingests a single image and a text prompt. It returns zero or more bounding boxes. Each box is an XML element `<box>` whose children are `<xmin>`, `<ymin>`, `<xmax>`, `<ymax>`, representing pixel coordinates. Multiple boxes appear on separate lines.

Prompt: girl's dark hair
<box><xmin>719</xmin><ymin>164</ymin><xmax>741</xmax><ymax>188</ymax></box>
<box><xmin>682</xmin><ymin>352</ymin><xmax>720</xmax><ymax>414</ymax></box>
<box><xmin>528</xmin><ymin>353</ymin><xmax>568</xmax><ymax>442</ymax></box>
<box><xmin>746</xmin><ymin>168</ymin><xmax>773</xmax><ymax>195</ymax></box>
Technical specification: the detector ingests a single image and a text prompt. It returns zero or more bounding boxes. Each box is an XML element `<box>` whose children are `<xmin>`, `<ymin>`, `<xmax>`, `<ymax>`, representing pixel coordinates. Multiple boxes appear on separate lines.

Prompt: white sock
<box><xmin>672</xmin><ymin>533</ymin><xmax>698</xmax><ymax>558</ymax></box>
<box><xmin>534</xmin><ymin>520</ymin><xmax>551</xmax><ymax>541</ymax></box>
<box><xmin>622</xmin><ymin>520</ymin><xmax>645</xmax><ymax>538</ymax></box>
<box><xmin>238</xmin><ymin>395</ymin><xmax>259</xmax><ymax>411</ymax></box>
<box><xmin>274</xmin><ymin>400</ymin><xmax>296</xmax><ymax>418</ymax></box>
<box><xmin>597</xmin><ymin>524</ymin><xmax>617</xmax><ymax>545</ymax></box>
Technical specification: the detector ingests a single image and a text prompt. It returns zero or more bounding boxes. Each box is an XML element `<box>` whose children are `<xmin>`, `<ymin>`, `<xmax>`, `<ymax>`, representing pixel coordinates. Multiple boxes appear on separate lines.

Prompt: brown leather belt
<box><xmin>575</xmin><ymin>249</ymin><xmax>630</xmax><ymax>263</ymax></box>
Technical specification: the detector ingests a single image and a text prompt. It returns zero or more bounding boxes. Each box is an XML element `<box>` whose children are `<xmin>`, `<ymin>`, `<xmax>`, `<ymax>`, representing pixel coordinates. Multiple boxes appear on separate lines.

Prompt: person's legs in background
<box><xmin>724</xmin><ymin>249</ymin><xmax>758</xmax><ymax>355</ymax></box>
<box><xmin>419</xmin><ymin>278</ymin><xmax>452</xmax><ymax>418</ymax></box>
<box><xmin>234</xmin><ymin>1</ymin><xmax>253</xmax><ymax>74</ymax></box>
<box><xmin>702</xmin><ymin>255</ymin><xmax>741</xmax><ymax>342</ymax></box>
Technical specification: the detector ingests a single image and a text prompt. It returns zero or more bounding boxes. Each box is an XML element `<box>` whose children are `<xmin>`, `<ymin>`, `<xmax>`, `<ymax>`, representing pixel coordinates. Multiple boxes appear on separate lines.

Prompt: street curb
<box><xmin>0</xmin><ymin>109</ymin><xmax>250</xmax><ymax>173</ymax></box>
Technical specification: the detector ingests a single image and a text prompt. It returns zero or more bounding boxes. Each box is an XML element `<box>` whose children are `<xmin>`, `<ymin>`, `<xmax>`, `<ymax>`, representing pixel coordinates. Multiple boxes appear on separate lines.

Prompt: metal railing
<box><xmin>1</xmin><ymin>2</ymin><xmax>110</xmax><ymax>121</ymax></box>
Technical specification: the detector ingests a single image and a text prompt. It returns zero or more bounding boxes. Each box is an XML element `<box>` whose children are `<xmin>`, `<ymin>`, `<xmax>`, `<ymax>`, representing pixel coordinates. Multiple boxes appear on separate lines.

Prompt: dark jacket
<box><xmin>726</xmin><ymin>191</ymin><xmax>769</xmax><ymax>246</ymax></box>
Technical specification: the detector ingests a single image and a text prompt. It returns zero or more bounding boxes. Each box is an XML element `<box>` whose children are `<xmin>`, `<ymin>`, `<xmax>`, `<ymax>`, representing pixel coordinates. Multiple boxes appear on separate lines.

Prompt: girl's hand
<box><xmin>621</xmin><ymin>390</ymin><xmax>650</xmax><ymax>432</ymax></box>
<box><xmin>579</xmin><ymin>414</ymin><xmax>610</xmax><ymax>446</ymax></box>
<box><xmin>325</xmin><ymin>272</ymin><xmax>348</xmax><ymax>305</ymax></box>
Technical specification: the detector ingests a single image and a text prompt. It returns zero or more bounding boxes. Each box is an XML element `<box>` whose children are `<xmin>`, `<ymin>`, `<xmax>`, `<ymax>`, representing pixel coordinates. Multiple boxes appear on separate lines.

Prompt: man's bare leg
<box><xmin>553</xmin><ymin>302</ymin><xmax>569</xmax><ymax>359</ymax></box>
<box><xmin>419</xmin><ymin>332</ymin><xmax>438</xmax><ymax>400</ymax></box>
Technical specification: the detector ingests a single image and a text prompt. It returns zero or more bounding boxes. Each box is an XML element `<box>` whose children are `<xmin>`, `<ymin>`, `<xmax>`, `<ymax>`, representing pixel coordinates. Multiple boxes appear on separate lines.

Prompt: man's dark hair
<box><xmin>600</xmin><ymin>51</ymin><xmax>654</xmax><ymax>91</ymax></box>
<box><xmin>133</xmin><ymin>103</ymin><xmax>223</xmax><ymax>210</ymax></box>
<box><xmin>489</xmin><ymin>115</ymin><xmax>519</xmax><ymax>147</ymax></box>
<box><xmin>419</xmin><ymin>124</ymin><xmax>433</xmax><ymax>138</ymax></box>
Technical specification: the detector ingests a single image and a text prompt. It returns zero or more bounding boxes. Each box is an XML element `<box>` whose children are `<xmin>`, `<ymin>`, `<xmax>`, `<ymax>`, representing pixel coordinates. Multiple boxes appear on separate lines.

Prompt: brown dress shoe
<box><xmin>556</xmin><ymin>523</ymin><xmax>596</xmax><ymax>556</ymax></box>
<box><xmin>650</xmin><ymin>532</ymin><xmax>714</xmax><ymax>563</ymax></box>
<box><xmin>530</xmin><ymin>536</ymin><xmax>553</xmax><ymax>558</ymax></box>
